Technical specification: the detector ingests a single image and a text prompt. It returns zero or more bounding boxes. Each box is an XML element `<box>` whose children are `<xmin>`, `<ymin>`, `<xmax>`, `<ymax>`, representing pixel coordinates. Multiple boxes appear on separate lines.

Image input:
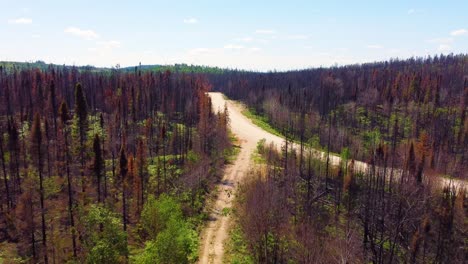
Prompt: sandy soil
<box><xmin>197</xmin><ymin>92</ymin><xmax>466</xmax><ymax>264</ymax></box>
<box><xmin>197</xmin><ymin>92</ymin><xmax>272</xmax><ymax>264</ymax></box>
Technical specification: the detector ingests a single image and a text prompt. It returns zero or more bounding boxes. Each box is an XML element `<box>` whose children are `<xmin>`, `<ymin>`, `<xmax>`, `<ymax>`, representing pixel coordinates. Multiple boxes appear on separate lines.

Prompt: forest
<box><xmin>0</xmin><ymin>65</ymin><xmax>232</xmax><ymax>263</ymax></box>
<box><xmin>0</xmin><ymin>54</ymin><xmax>466</xmax><ymax>264</ymax></box>
<box><xmin>212</xmin><ymin>54</ymin><xmax>467</xmax><ymax>179</ymax></box>
<box><xmin>227</xmin><ymin>137</ymin><xmax>465</xmax><ymax>263</ymax></box>
<box><xmin>215</xmin><ymin>54</ymin><xmax>467</xmax><ymax>263</ymax></box>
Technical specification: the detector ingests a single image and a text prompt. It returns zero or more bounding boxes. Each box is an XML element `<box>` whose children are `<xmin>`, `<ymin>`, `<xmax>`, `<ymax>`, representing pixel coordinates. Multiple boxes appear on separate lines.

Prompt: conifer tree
<box><xmin>49</xmin><ymin>80</ymin><xmax>58</xmax><ymax>136</ymax></box>
<box><xmin>31</xmin><ymin>113</ymin><xmax>48</xmax><ymax>264</ymax></box>
<box><xmin>59</xmin><ymin>101</ymin><xmax>77</xmax><ymax>258</ymax></box>
<box><xmin>120</xmin><ymin>147</ymin><xmax>128</xmax><ymax>231</ymax></box>
<box><xmin>74</xmin><ymin>83</ymin><xmax>88</xmax><ymax>196</ymax></box>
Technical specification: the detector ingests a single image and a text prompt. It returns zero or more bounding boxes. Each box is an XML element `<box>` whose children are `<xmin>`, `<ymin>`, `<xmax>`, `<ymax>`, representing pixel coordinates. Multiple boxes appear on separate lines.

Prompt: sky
<box><xmin>0</xmin><ymin>0</ymin><xmax>467</xmax><ymax>71</ymax></box>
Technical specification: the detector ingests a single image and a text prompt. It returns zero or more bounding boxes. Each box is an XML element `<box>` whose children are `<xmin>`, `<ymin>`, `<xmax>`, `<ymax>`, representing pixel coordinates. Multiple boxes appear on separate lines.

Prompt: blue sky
<box><xmin>1</xmin><ymin>0</ymin><xmax>467</xmax><ymax>70</ymax></box>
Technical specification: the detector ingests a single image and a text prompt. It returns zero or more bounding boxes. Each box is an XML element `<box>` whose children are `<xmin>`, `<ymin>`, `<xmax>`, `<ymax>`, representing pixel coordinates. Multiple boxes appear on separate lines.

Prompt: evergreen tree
<box><xmin>59</xmin><ymin>101</ymin><xmax>77</xmax><ymax>258</ymax></box>
<box><xmin>31</xmin><ymin>113</ymin><xmax>48</xmax><ymax>264</ymax></box>
<box><xmin>74</xmin><ymin>83</ymin><xmax>88</xmax><ymax>196</ymax></box>
<box><xmin>120</xmin><ymin>147</ymin><xmax>128</xmax><ymax>232</ymax></box>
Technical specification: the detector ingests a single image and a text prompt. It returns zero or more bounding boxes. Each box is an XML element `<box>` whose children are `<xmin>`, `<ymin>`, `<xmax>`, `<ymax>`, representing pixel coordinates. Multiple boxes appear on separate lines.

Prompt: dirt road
<box><xmin>198</xmin><ymin>92</ymin><xmax>278</xmax><ymax>264</ymax></box>
<box><xmin>198</xmin><ymin>92</ymin><xmax>466</xmax><ymax>264</ymax></box>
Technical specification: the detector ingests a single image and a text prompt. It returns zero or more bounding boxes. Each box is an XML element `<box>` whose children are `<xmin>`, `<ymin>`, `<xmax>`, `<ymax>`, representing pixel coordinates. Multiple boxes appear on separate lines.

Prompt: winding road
<box><xmin>197</xmin><ymin>92</ymin><xmax>467</xmax><ymax>264</ymax></box>
<box><xmin>198</xmin><ymin>92</ymin><xmax>279</xmax><ymax>264</ymax></box>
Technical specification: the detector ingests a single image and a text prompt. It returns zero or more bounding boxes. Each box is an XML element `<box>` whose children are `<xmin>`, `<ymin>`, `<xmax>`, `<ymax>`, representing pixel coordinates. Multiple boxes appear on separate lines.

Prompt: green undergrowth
<box><xmin>251</xmin><ymin>139</ymin><xmax>267</xmax><ymax>164</ymax></box>
<box><xmin>239</xmin><ymin>101</ymin><xmax>341</xmax><ymax>157</ymax></box>
<box><xmin>224</xmin><ymin>225</ymin><xmax>255</xmax><ymax>264</ymax></box>
<box><xmin>225</xmin><ymin>131</ymin><xmax>241</xmax><ymax>164</ymax></box>
<box><xmin>241</xmin><ymin>107</ymin><xmax>283</xmax><ymax>137</ymax></box>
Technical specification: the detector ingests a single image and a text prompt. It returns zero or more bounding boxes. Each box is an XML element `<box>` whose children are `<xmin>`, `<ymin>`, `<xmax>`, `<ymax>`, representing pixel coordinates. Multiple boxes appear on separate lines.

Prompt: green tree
<box><xmin>136</xmin><ymin>194</ymin><xmax>198</xmax><ymax>264</ymax></box>
<box><xmin>74</xmin><ymin>83</ymin><xmax>88</xmax><ymax>130</ymax></box>
<box><xmin>140</xmin><ymin>194</ymin><xmax>182</xmax><ymax>239</ymax></box>
<box><xmin>135</xmin><ymin>219</ymin><xmax>198</xmax><ymax>264</ymax></box>
<box><xmin>340</xmin><ymin>147</ymin><xmax>351</xmax><ymax>174</ymax></box>
<box><xmin>83</xmin><ymin>205</ymin><xmax>128</xmax><ymax>264</ymax></box>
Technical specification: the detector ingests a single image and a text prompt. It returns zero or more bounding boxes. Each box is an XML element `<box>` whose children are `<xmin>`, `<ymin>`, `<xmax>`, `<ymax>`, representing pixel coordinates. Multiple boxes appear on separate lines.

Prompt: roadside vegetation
<box><xmin>231</xmin><ymin>139</ymin><xmax>466</xmax><ymax>263</ymax></box>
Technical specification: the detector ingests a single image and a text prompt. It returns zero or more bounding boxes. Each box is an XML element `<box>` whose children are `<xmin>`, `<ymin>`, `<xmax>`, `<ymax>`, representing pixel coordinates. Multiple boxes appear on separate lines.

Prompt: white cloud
<box><xmin>255</xmin><ymin>29</ymin><xmax>276</xmax><ymax>34</ymax></box>
<box><xmin>426</xmin><ymin>37</ymin><xmax>453</xmax><ymax>44</ymax></box>
<box><xmin>257</xmin><ymin>39</ymin><xmax>270</xmax><ymax>44</ymax></box>
<box><xmin>88</xmin><ymin>40</ymin><xmax>121</xmax><ymax>54</ymax></box>
<box><xmin>235</xmin><ymin>37</ymin><xmax>253</xmax><ymax>42</ymax></box>
<box><xmin>224</xmin><ymin>44</ymin><xmax>244</xmax><ymax>50</ymax></box>
<box><xmin>367</xmin><ymin>44</ymin><xmax>383</xmax><ymax>49</ymax></box>
<box><xmin>65</xmin><ymin>27</ymin><xmax>99</xmax><ymax>40</ymax></box>
<box><xmin>313</xmin><ymin>51</ymin><xmax>331</xmax><ymax>56</ymax></box>
<box><xmin>8</xmin><ymin>17</ymin><xmax>32</xmax><ymax>24</ymax></box>
<box><xmin>450</xmin><ymin>29</ymin><xmax>467</xmax><ymax>36</ymax></box>
<box><xmin>97</xmin><ymin>40</ymin><xmax>121</xmax><ymax>49</ymax></box>
<box><xmin>188</xmin><ymin>48</ymin><xmax>213</xmax><ymax>55</ymax></box>
<box><xmin>287</xmin><ymin>34</ymin><xmax>309</xmax><ymax>40</ymax></box>
<box><xmin>183</xmin><ymin>18</ymin><xmax>198</xmax><ymax>24</ymax></box>
<box><xmin>31</xmin><ymin>34</ymin><xmax>40</xmax><ymax>38</ymax></box>
<box><xmin>249</xmin><ymin>47</ymin><xmax>262</xmax><ymax>52</ymax></box>
<box><xmin>407</xmin><ymin>9</ymin><xmax>425</xmax><ymax>15</ymax></box>
<box><xmin>438</xmin><ymin>44</ymin><xmax>451</xmax><ymax>52</ymax></box>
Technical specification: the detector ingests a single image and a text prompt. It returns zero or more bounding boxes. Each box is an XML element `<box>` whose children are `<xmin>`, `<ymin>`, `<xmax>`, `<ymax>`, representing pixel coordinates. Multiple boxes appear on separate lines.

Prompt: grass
<box><xmin>241</xmin><ymin>107</ymin><xmax>283</xmax><ymax>137</ymax></box>
<box><xmin>222</xmin><ymin>207</ymin><xmax>231</xmax><ymax>216</ymax></box>
<box><xmin>251</xmin><ymin>152</ymin><xmax>266</xmax><ymax>164</ymax></box>
<box><xmin>241</xmin><ymin>105</ymin><xmax>342</xmax><ymax>159</ymax></box>
<box><xmin>225</xmin><ymin>131</ymin><xmax>241</xmax><ymax>164</ymax></box>
<box><xmin>224</xmin><ymin>226</ymin><xmax>255</xmax><ymax>264</ymax></box>
<box><xmin>251</xmin><ymin>139</ymin><xmax>267</xmax><ymax>164</ymax></box>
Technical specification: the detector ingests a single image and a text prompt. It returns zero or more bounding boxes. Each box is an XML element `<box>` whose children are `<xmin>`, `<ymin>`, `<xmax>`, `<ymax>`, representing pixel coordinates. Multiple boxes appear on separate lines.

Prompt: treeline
<box><xmin>212</xmin><ymin>54</ymin><xmax>468</xmax><ymax>178</ymax></box>
<box><xmin>0</xmin><ymin>65</ymin><xmax>231</xmax><ymax>263</ymax></box>
<box><xmin>121</xmin><ymin>63</ymin><xmax>226</xmax><ymax>75</ymax></box>
<box><xmin>0</xmin><ymin>61</ymin><xmax>228</xmax><ymax>76</ymax></box>
<box><xmin>233</xmin><ymin>139</ymin><xmax>465</xmax><ymax>263</ymax></box>
<box><xmin>0</xmin><ymin>61</ymin><xmax>100</xmax><ymax>72</ymax></box>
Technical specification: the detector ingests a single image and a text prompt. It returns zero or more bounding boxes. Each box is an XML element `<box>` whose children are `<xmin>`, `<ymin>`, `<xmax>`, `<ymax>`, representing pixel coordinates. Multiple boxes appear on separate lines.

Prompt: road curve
<box><xmin>208</xmin><ymin>92</ymin><xmax>466</xmax><ymax>191</ymax></box>
<box><xmin>198</xmin><ymin>92</ymin><xmax>276</xmax><ymax>264</ymax></box>
<box><xmin>198</xmin><ymin>92</ymin><xmax>466</xmax><ymax>264</ymax></box>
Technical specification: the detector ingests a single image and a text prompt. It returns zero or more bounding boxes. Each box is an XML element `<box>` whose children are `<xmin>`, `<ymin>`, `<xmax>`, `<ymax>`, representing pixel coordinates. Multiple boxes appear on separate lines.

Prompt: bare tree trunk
<box><xmin>64</xmin><ymin>127</ymin><xmax>77</xmax><ymax>258</ymax></box>
<box><xmin>38</xmin><ymin>145</ymin><xmax>48</xmax><ymax>264</ymax></box>
<box><xmin>0</xmin><ymin>137</ymin><xmax>11</xmax><ymax>210</ymax></box>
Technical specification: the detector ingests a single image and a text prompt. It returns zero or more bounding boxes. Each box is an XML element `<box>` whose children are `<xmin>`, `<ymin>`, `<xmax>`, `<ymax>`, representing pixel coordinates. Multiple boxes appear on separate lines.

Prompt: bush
<box><xmin>135</xmin><ymin>195</ymin><xmax>198</xmax><ymax>263</ymax></box>
<box><xmin>140</xmin><ymin>194</ymin><xmax>183</xmax><ymax>239</ymax></box>
<box><xmin>83</xmin><ymin>205</ymin><xmax>128</xmax><ymax>264</ymax></box>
